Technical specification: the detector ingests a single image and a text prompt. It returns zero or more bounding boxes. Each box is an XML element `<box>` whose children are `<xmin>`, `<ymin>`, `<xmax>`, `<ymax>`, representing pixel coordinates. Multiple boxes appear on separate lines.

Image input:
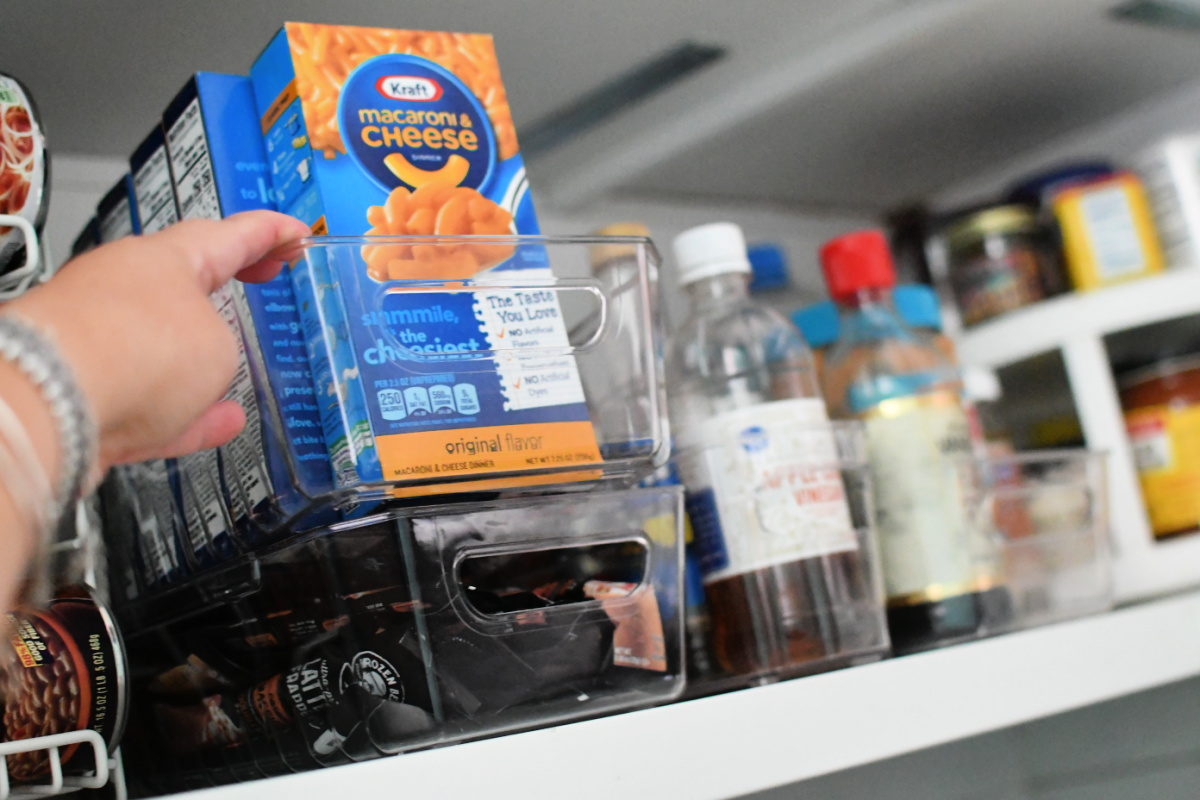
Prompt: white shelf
<box><xmin>957</xmin><ymin>270</ymin><xmax>1200</xmax><ymax>369</ymax></box>
<box><xmin>163</xmin><ymin>591</ymin><xmax>1200</xmax><ymax>800</ymax></box>
<box><xmin>955</xmin><ymin>270</ymin><xmax>1200</xmax><ymax>604</ymax></box>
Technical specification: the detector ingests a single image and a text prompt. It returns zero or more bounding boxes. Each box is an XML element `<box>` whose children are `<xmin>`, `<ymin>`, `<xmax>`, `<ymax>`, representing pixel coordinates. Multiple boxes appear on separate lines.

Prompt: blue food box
<box><xmin>162</xmin><ymin>72</ymin><xmax>333</xmax><ymax>552</ymax></box>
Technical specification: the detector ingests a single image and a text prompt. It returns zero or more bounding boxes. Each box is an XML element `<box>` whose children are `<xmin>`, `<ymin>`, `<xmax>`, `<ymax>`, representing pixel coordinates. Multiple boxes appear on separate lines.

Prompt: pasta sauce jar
<box><xmin>0</xmin><ymin>72</ymin><xmax>49</xmax><ymax>275</ymax></box>
<box><xmin>1120</xmin><ymin>356</ymin><xmax>1200</xmax><ymax>538</ymax></box>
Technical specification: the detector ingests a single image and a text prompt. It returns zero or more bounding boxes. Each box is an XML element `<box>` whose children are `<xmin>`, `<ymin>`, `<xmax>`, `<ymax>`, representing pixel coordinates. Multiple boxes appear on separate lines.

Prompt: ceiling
<box><xmin>5</xmin><ymin>0</ymin><xmax>1200</xmax><ymax>215</ymax></box>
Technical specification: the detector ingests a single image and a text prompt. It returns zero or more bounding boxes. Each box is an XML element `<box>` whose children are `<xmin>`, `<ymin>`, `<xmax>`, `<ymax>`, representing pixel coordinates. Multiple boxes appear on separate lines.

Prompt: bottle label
<box><xmin>676</xmin><ymin>398</ymin><xmax>858</xmax><ymax>584</ymax></box>
<box><xmin>860</xmin><ymin>391</ymin><xmax>992</xmax><ymax>605</ymax></box>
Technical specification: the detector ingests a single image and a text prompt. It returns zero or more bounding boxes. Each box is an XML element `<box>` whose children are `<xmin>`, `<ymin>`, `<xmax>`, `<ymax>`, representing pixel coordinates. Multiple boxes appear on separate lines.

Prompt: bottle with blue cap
<box><xmin>819</xmin><ymin>229</ymin><xmax>1009</xmax><ymax>653</ymax></box>
<box><xmin>665</xmin><ymin>222</ymin><xmax>884</xmax><ymax>678</ymax></box>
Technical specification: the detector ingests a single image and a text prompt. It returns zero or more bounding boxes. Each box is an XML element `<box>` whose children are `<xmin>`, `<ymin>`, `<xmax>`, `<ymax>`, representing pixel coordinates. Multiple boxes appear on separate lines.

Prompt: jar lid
<box><xmin>589</xmin><ymin>222</ymin><xmax>651</xmax><ymax>270</ymax></box>
<box><xmin>1118</xmin><ymin>353</ymin><xmax>1200</xmax><ymax>391</ymax></box>
<box><xmin>942</xmin><ymin>205</ymin><xmax>1038</xmax><ymax>249</ymax></box>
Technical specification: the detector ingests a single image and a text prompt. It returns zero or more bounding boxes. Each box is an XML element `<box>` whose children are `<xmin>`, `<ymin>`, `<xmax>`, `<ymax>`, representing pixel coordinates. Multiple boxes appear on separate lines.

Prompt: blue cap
<box><xmin>893</xmin><ymin>284</ymin><xmax>943</xmax><ymax>332</ymax></box>
<box><xmin>748</xmin><ymin>243</ymin><xmax>789</xmax><ymax>292</ymax></box>
<box><xmin>791</xmin><ymin>284</ymin><xmax>942</xmax><ymax>347</ymax></box>
<box><xmin>791</xmin><ymin>301</ymin><xmax>840</xmax><ymax>348</ymax></box>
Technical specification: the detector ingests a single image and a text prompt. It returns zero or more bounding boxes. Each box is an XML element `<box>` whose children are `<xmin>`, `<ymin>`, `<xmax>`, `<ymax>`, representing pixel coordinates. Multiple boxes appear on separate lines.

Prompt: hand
<box><xmin>8</xmin><ymin>210</ymin><xmax>311</xmax><ymax>473</ymax></box>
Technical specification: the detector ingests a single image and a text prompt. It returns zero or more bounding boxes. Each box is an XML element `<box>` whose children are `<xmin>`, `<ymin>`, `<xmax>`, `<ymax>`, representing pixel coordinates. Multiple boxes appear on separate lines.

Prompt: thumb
<box><xmin>152</xmin><ymin>210</ymin><xmax>312</xmax><ymax>295</ymax></box>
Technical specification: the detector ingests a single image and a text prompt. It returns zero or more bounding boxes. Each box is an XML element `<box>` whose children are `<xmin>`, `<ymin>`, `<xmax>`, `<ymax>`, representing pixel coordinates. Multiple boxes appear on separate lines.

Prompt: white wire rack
<box><xmin>0</xmin><ymin>214</ymin><xmax>54</xmax><ymax>302</ymax></box>
<box><xmin>0</xmin><ymin>731</ymin><xmax>117</xmax><ymax>799</ymax></box>
<box><xmin>0</xmin><ymin>219</ymin><xmax>126</xmax><ymax>798</ymax></box>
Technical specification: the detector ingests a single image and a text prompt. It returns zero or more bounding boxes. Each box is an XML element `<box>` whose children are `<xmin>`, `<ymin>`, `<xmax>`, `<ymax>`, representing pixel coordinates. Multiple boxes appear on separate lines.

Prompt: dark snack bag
<box><xmin>156</xmin><ymin>623</ymin><xmax>438</xmax><ymax>765</ymax></box>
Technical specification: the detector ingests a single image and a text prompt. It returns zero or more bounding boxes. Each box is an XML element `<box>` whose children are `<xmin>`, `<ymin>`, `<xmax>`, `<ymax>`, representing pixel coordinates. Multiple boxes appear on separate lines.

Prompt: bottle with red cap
<box><xmin>819</xmin><ymin>230</ymin><xmax>1009</xmax><ymax>653</ymax></box>
<box><xmin>665</xmin><ymin>222</ymin><xmax>886</xmax><ymax>679</ymax></box>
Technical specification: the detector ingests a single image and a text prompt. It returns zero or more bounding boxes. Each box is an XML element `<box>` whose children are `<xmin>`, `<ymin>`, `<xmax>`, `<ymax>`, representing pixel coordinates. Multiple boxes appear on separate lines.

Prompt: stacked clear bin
<box><xmin>103</xmin><ymin>235</ymin><xmax>673</xmax><ymax>593</ymax></box>
<box><xmin>100</xmin><ymin>236</ymin><xmax>687</xmax><ymax>793</ymax></box>
<box><xmin>962</xmin><ymin>450</ymin><xmax>1113</xmax><ymax>632</ymax></box>
<box><xmin>112</xmin><ymin>490</ymin><xmax>682</xmax><ymax>794</ymax></box>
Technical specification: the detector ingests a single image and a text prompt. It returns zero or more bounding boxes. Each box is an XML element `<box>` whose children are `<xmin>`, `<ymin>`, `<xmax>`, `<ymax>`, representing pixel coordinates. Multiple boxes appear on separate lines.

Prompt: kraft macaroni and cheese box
<box><xmin>130</xmin><ymin>126</ymin><xmax>179</xmax><ymax>234</ymax></box>
<box><xmin>163</xmin><ymin>72</ymin><xmax>333</xmax><ymax>536</ymax></box>
<box><xmin>251</xmin><ymin>23</ymin><xmax>600</xmax><ymax>489</ymax></box>
<box><xmin>96</xmin><ymin>175</ymin><xmax>140</xmax><ymax>242</ymax></box>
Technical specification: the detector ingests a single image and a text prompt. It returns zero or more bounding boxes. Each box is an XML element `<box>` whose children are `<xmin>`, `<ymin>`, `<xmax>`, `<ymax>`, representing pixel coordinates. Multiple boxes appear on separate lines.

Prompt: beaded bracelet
<box><xmin>0</xmin><ymin>314</ymin><xmax>97</xmax><ymax>525</ymax></box>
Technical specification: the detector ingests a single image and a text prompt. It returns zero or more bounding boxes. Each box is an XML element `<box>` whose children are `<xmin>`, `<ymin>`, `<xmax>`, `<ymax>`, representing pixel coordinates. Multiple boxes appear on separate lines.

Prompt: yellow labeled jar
<box><xmin>1052</xmin><ymin>171</ymin><xmax>1165</xmax><ymax>291</ymax></box>
<box><xmin>1120</xmin><ymin>355</ymin><xmax>1200</xmax><ymax>538</ymax></box>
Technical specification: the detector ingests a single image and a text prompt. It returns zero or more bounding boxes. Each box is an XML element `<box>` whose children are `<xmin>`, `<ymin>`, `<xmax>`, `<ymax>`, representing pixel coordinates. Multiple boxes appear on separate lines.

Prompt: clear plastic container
<box><xmin>103</xmin><ymin>234</ymin><xmax>670</xmax><ymax>596</ymax></box>
<box><xmin>961</xmin><ymin>450</ymin><xmax>1112</xmax><ymax>630</ymax></box>
<box><xmin>111</xmin><ymin>486</ymin><xmax>684</xmax><ymax>794</ymax></box>
<box><xmin>677</xmin><ymin>420</ymin><xmax>890</xmax><ymax>691</ymax></box>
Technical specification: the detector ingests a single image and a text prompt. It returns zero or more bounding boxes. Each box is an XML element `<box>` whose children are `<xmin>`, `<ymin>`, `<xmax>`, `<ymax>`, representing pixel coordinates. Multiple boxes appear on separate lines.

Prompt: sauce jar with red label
<box><xmin>1120</xmin><ymin>356</ymin><xmax>1200</xmax><ymax>539</ymax></box>
<box><xmin>0</xmin><ymin>72</ymin><xmax>49</xmax><ymax>276</ymax></box>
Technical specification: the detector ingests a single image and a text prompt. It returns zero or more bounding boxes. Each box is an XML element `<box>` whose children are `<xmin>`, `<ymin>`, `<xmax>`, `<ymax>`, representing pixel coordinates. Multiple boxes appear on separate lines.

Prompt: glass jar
<box><xmin>943</xmin><ymin>205</ymin><xmax>1059</xmax><ymax>326</ymax></box>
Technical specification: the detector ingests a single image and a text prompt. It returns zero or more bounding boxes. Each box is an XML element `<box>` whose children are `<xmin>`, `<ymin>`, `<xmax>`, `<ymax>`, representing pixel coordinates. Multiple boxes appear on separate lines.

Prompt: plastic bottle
<box><xmin>666</xmin><ymin>222</ymin><xmax>882</xmax><ymax>677</ymax></box>
<box><xmin>819</xmin><ymin>230</ymin><xmax>1008</xmax><ymax>653</ymax></box>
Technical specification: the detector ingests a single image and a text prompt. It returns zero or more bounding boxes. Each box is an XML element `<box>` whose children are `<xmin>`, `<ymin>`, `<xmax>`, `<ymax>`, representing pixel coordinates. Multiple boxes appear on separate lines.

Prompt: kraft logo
<box><xmin>375</xmin><ymin>75</ymin><xmax>443</xmax><ymax>101</ymax></box>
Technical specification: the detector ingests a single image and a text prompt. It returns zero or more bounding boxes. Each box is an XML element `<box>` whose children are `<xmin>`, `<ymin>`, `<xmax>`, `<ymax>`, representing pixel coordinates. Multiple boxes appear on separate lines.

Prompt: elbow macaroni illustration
<box><xmin>362</xmin><ymin>183</ymin><xmax>514</xmax><ymax>281</ymax></box>
<box><xmin>286</xmin><ymin>23</ymin><xmax>518</xmax><ymax>161</ymax></box>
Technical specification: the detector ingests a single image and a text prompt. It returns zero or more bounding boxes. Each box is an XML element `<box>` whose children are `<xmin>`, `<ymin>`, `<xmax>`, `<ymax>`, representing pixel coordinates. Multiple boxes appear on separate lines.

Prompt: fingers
<box><xmin>155</xmin><ymin>211</ymin><xmax>311</xmax><ymax>294</ymax></box>
<box><xmin>109</xmin><ymin>400</ymin><xmax>247</xmax><ymax>465</ymax></box>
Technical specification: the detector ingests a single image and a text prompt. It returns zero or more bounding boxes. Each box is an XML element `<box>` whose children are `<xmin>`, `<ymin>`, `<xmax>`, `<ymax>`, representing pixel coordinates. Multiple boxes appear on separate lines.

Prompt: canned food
<box><xmin>0</xmin><ymin>72</ymin><xmax>49</xmax><ymax>275</ymax></box>
<box><xmin>2</xmin><ymin>585</ymin><xmax>128</xmax><ymax>781</ymax></box>
<box><xmin>943</xmin><ymin>205</ymin><xmax>1058</xmax><ymax>326</ymax></box>
<box><xmin>1120</xmin><ymin>355</ymin><xmax>1200</xmax><ymax>538</ymax></box>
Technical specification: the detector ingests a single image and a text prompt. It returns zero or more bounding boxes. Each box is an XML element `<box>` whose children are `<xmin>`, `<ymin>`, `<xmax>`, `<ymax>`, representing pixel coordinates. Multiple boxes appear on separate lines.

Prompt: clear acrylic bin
<box><xmin>283</xmin><ymin>233</ymin><xmax>667</xmax><ymax>494</ymax></box>
<box><xmin>962</xmin><ymin>449</ymin><xmax>1113</xmax><ymax>632</ymax></box>
<box><xmin>101</xmin><ymin>234</ymin><xmax>670</xmax><ymax>597</ymax></box>
<box><xmin>112</xmin><ymin>486</ymin><xmax>684</xmax><ymax>795</ymax></box>
<box><xmin>679</xmin><ymin>421</ymin><xmax>892</xmax><ymax>693</ymax></box>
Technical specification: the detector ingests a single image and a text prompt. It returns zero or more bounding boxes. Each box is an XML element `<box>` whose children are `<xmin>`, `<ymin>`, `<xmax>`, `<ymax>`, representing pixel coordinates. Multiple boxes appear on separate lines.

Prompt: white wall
<box><xmin>41</xmin><ymin>155</ymin><xmax>126</xmax><ymax>269</ymax></box>
<box><xmin>934</xmin><ymin>70</ymin><xmax>1200</xmax><ymax>213</ymax></box>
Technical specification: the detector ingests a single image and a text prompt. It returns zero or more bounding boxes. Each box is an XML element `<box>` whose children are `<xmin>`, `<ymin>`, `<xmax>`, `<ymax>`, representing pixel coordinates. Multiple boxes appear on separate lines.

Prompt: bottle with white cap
<box><xmin>666</xmin><ymin>222</ymin><xmax>883</xmax><ymax>679</ymax></box>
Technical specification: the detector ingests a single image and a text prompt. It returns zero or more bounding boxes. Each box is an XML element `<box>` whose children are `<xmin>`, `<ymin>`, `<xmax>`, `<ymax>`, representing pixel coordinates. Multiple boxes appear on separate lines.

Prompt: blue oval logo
<box><xmin>739</xmin><ymin>426</ymin><xmax>769</xmax><ymax>454</ymax></box>
<box><xmin>337</xmin><ymin>54</ymin><xmax>496</xmax><ymax>194</ymax></box>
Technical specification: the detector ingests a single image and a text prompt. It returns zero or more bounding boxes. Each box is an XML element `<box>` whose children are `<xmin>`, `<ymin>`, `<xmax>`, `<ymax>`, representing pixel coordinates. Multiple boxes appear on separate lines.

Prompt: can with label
<box><xmin>1051</xmin><ymin>171</ymin><xmax>1164</xmax><ymax>291</ymax></box>
<box><xmin>1120</xmin><ymin>355</ymin><xmax>1200</xmax><ymax>538</ymax></box>
<box><xmin>1</xmin><ymin>585</ymin><xmax>129</xmax><ymax>781</ymax></box>
<box><xmin>0</xmin><ymin>72</ymin><xmax>50</xmax><ymax>275</ymax></box>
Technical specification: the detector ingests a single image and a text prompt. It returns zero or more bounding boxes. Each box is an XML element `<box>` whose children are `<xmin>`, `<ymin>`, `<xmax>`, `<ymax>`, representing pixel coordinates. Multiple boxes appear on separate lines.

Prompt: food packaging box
<box><xmin>1135</xmin><ymin>134</ymin><xmax>1200</xmax><ymax>270</ymax></box>
<box><xmin>162</xmin><ymin>73</ymin><xmax>333</xmax><ymax>558</ymax></box>
<box><xmin>95</xmin><ymin>174</ymin><xmax>139</xmax><ymax>243</ymax></box>
<box><xmin>250</xmin><ymin>24</ymin><xmax>600</xmax><ymax>490</ymax></box>
<box><xmin>129</xmin><ymin>126</ymin><xmax>179</xmax><ymax>235</ymax></box>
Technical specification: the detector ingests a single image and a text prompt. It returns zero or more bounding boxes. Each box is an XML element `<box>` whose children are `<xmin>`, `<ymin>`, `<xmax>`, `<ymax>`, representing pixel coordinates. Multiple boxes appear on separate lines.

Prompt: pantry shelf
<box><xmin>956</xmin><ymin>270</ymin><xmax>1200</xmax><ymax>370</ymax></box>
<box><xmin>162</xmin><ymin>589</ymin><xmax>1200</xmax><ymax>800</ymax></box>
